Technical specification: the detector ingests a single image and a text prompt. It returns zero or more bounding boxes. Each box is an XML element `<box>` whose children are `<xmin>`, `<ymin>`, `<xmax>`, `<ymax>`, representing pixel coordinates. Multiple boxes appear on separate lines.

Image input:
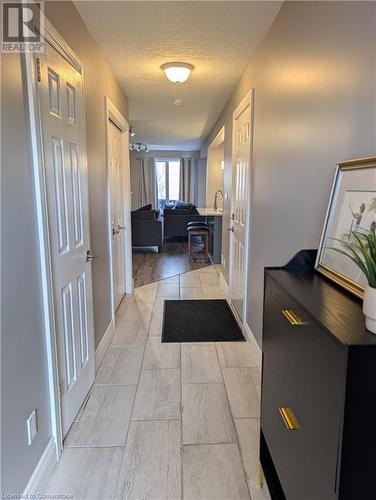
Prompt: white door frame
<box><xmin>104</xmin><ymin>97</ymin><xmax>133</xmax><ymax>322</ymax></box>
<box><xmin>23</xmin><ymin>17</ymin><xmax>86</xmax><ymax>458</ymax></box>
<box><xmin>206</xmin><ymin>126</ymin><xmax>225</xmax><ymax>207</ymax></box>
<box><xmin>228</xmin><ymin>90</ymin><xmax>255</xmax><ymax>327</ymax></box>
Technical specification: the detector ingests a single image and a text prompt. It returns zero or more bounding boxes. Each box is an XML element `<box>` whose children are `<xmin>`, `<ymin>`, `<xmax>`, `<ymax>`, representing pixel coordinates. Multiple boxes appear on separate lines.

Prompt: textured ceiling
<box><xmin>75</xmin><ymin>1</ymin><xmax>282</xmax><ymax>150</ymax></box>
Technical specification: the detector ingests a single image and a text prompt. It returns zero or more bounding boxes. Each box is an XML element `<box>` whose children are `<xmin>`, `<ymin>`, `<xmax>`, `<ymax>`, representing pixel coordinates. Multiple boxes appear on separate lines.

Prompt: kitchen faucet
<box><xmin>214</xmin><ymin>189</ymin><xmax>224</xmax><ymax>211</ymax></box>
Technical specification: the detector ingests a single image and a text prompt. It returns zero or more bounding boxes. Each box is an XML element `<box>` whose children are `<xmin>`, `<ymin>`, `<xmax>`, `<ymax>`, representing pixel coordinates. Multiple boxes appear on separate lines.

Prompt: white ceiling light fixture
<box><xmin>161</xmin><ymin>62</ymin><xmax>194</xmax><ymax>84</ymax></box>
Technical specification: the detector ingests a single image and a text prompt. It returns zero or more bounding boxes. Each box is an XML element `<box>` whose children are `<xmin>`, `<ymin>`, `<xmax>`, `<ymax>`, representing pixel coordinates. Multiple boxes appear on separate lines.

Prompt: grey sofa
<box><xmin>163</xmin><ymin>202</ymin><xmax>205</xmax><ymax>239</ymax></box>
<box><xmin>131</xmin><ymin>205</ymin><xmax>163</xmax><ymax>251</ymax></box>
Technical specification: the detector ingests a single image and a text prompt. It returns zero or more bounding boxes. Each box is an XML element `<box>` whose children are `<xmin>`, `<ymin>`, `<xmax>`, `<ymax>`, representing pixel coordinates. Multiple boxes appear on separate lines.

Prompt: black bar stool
<box><xmin>187</xmin><ymin>221</ymin><xmax>209</xmax><ymax>229</ymax></box>
<box><xmin>187</xmin><ymin>224</ymin><xmax>209</xmax><ymax>261</ymax></box>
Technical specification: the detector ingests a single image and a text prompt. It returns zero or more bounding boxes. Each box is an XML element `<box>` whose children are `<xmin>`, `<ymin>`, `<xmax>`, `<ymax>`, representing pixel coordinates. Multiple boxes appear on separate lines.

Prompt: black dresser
<box><xmin>261</xmin><ymin>250</ymin><xmax>376</xmax><ymax>500</ymax></box>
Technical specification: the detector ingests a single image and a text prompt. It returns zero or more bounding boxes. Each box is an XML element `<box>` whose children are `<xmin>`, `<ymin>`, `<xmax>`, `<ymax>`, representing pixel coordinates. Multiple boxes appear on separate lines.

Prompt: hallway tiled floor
<box><xmin>46</xmin><ymin>266</ymin><xmax>271</xmax><ymax>500</ymax></box>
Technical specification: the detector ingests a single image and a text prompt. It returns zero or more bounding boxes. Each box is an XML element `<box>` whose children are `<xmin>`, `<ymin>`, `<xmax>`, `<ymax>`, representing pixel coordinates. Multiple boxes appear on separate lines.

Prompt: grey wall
<box><xmin>45</xmin><ymin>1</ymin><xmax>129</xmax><ymax>348</ymax></box>
<box><xmin>205</xmin><ymin>1</ymin><xmax>376</xmax><ymax>346</ymax></box>
<box><xmin>197</xmin><ymin>158</ymin><xmax>207</xmax><ymax>208</ymax></box>
<box><xmin>1</xmin><ymin>54</ymin><xmax>52</xmax><ymax>494</ymax></box>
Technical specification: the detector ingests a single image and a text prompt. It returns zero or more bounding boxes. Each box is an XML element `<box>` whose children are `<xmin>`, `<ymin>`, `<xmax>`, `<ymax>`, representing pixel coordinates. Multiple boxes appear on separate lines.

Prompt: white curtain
<box><xmin>138</xmin><ymin>157</ymin><xmax>157</xmax><ymax>209</ymax></box>
<box><xmin>179</xmin><ymin>157</ymin><xmax>195</xmax><ymax>203</ymax></box>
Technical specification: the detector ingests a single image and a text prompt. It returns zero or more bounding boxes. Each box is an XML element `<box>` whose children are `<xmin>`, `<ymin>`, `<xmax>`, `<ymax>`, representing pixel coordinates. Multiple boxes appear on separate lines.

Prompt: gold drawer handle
<box><xmin>282</xmin><ymin>309</ymin><xmax>307</xmax><ymax>326</ymax></box>
<box><xmin>279</xmin><ymin>407</ymin><xmax>301</xmax><ymax>430</ymax></box>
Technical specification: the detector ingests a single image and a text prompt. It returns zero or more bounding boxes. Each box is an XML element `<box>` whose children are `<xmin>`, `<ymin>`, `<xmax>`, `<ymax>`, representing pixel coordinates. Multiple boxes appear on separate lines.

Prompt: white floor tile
<box><xmin>142</xmin><ymin>336</ymin><xmax>180</xmax><ymax>369</ymax></box>
<box><xmin>180</xmin><ymin>287</ymin><xmax>204</xmax><ymax>299</ymax></box>
<box><xmin>133</xmin><ymin>286</ymin><xmax>157</xmax><ymax>303</ymax></box>
<box><xmin>182</xmin><ymin>383</ymin><xmax>236</xmax><ymax>444</ymax></box>
<box><xmin>148</xmin><ymin>313</ymin><xmax>163</xmax><ymax>336</ymax></box>
<box><xmin>181</xmin><ymin>344</ymin><xmax>222</xmax><ymax>384</ymax></box>
<box><xmin>47</xmin><ymin>269</ymin><xmax>265</xmax><ymax>499</ymax></box>
<box><xmin>235</xmin><ymin>418</ymin><xmax>260</xmax><ymax>484</ymax></box>
<box><xmin>183</xmin><ymin>444</ymin><xmax>250</xmax><ymax>500</ymax></box>
<box><xmin>132</xmin><ymin>369</ymin><xmax>180</xmax><ymax>420</ymax></box>
<box><xmin>202</xmin><ymin>286</ymin><xmax>227</xmax><ymax>299</ymax></box>
<box><xmin>222</xmin><ymin>368</ymin><xmax>260</xmax><ymax>418</ymax></box>
<box><xmin>119</xmin><ymin>300</ymin><xmax>153</xmax><ymax>323</ymax></box>
<box><xmin>198</xmin><ymin>266</ymin><xmax>217</xmax><ymax>274</ymax></box>
<box><xmin>199</xmin><ymin>273</ymin><xmax>220</xmax><ymax>287</ymax></box>
<box><xmin>96</xmin><ymin>347</ymin><xmax>143</xmax><ymax>385</ymax></box>
<box><xmin>216</xmin><ymin>341</ymin><xmax>258</xmax><ymax>368</ymax></box>
<box><xmin>65</xmin><ymin>385</ymin><xmax>136</xmax><ymax>447</ymax></box>
<box><xmin>153</xmin><ymin>296</ymin><xmax>178</xmax><ymax>313</ymax></box>
<box><xmin>160</xmin><ymin>275</ymin><xmax>180</xmax><ymax>284</ymax></box>
<box><xmin>115</xmin><ymin>420</ymin><xmax>181</xmax><ymax>500</ymax></box>
<box><xmin>248</xmin><ymin>480</ymin><xmax>272</xmax><ymax>500</ymax></box>
<box><xmin>180</xmin><ymin>273</ymin><xmax>201</xmax><ymax>287</ymax></box>
<box><xmin>111</xmin><ymin>321</ymin><xmax>148</xmax><ymax>347</ymax></box>
<box><xmin>45</xmin><ymin>447</ymin><xmax>122</xmax><ymax>500</ymax></box>
<box><xmin>157</xmin><ymin>282</ymin><xmax>180</xmax><ymax>297</ymax></box>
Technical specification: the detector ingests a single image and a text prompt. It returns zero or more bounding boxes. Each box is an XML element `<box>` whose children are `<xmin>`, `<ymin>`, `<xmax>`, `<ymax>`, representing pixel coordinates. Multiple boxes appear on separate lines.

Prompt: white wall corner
<box><xmin>244</xmin><ymin>322</ymin><xmax>262</xmax><ymax>372</ymax></box>
<box><xmin>95</xmin><ymin>319</ymin><xmax>115</xmax><ymax>372</ymax></box>
<box><xmin>22</xmin><ymin>437</ymin><xmax>57</xmax><ymax>496</ymax></box>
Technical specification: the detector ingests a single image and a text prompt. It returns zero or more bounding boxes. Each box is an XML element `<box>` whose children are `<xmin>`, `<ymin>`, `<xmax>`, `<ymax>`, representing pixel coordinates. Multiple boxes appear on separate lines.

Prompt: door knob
<box><xmin>118</xmin><ymin>225</ymin><xmax>126</xmax><ymax>230</ymax></box>
<box><xmin>86</xmin><ymin>250</ymin><xmax>97</xmax><ymax>262</ymax></box>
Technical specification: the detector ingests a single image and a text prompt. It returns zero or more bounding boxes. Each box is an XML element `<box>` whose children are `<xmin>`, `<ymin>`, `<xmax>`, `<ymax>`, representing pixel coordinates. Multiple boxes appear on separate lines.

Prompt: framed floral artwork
<box><xmin>315</xmin><ymin>157</ymin><xmax>376</xmax><ymax>298</ymax></box>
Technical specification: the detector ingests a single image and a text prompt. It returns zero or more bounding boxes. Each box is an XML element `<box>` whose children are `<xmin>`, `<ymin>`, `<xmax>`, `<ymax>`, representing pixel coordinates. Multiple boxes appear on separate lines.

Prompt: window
<box><xmin>156</xmin><ymin>159</ymin><xmax>180</xmax><ymax>209</ymax></box>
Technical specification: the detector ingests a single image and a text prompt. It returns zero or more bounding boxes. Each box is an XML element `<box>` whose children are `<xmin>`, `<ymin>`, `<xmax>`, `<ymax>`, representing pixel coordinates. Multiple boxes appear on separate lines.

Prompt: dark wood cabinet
<box><xmin>261</xmin><ymin>250</ymin><xmax>376</xmax><ymax>500</ymax></box>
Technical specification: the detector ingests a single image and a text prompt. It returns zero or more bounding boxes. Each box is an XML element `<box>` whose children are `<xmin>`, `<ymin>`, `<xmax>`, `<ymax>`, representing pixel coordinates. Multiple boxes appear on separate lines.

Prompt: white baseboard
<box><xmin>244</xmin><ymin>322</ymin><xmax>262</xmax><ymax>371</ymax></box>
<box><xmin>23</xmin><ymin>437</ymin><xmax>57</xmax><ymax>495</ymax></box>
<box><xmin>95</xmin><ymin>319</ymin><xmax>115</xmax><ymax>372</ymax></box>
<box><xmin>219</xmin><ymin>271</ymin><xmax>229</xmax><ymax>296</ymax></box>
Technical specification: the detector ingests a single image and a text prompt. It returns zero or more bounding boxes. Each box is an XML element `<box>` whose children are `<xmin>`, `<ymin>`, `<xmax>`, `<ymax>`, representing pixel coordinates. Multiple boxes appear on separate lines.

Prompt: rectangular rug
<box><xmin>162</xmin><ymin>299</ymin><xmax>245</xmax><ymax>343</ymax></box>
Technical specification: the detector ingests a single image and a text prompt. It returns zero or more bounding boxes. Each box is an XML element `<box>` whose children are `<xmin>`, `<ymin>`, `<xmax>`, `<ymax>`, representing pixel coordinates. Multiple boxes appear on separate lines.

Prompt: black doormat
<box><xmin>162</xmin><ymin>299</ymin><xmax>245</xmax><ymax>343</ymax></box>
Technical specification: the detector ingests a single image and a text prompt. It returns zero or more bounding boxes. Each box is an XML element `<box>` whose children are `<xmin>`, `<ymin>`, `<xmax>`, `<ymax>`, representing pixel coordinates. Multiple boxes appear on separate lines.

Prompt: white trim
<box><xmin>219</xmin><ymin>271</ymin><xmax>229</xmax><ymax>298</ymax></box>
<box><xmin>95</xmin><ymin>320</ymin><xmax>115</xmax><ymax>371</ymax></box>
<box><xmin>22</xmin><ymin>437</ymin><xmax>57</xmax><ymax>495</ymax></box>
<box><xmin>206</xmin><ymin>126</ymin><xmax>225</xmax><ymax>207</ymax></box>
<box><xmin>208</xmin><ymin>126</ymin><xmax>225</xmax><ymax>150</ymax></box>
<box><xmin>41</xmin><ymin>18</ymin><xmax>82</xmax><ymax>73</ymax></box>
<box><xmin>244</xmin><ymin>322</ymin><xmax>262</xmax><ymax>372</ymax></box>
<box><xmin>228</xmin><ymin>90</ymin><xmax>255</xmax><ymax>328</ymax></box>
<box><xmin>104</xmin><ymin>97</ymin><xmax>133</xmax><ymax>324</ymax></box>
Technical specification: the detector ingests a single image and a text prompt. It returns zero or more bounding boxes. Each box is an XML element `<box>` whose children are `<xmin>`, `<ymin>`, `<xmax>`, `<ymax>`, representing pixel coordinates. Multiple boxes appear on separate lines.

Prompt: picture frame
<box><xmin>315</xmin><ymin>156</ymin><xmax>376</xmax><ymax>299</ymax></box>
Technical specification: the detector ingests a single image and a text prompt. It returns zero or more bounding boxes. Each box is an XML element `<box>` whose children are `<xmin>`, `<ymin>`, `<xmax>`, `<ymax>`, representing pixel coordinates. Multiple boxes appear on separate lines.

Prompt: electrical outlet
<box><xmin>26</xmin><ymin>409</ymin><xmax>38</xmax><ymax>445</ymax></box>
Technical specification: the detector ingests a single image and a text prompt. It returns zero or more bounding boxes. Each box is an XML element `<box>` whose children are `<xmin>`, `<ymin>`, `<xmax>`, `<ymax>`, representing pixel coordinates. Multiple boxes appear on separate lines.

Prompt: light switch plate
<box><xmin>26</xmin><ymin>409</ymin><xmax>38</xmax><ymax>445</ymax></box>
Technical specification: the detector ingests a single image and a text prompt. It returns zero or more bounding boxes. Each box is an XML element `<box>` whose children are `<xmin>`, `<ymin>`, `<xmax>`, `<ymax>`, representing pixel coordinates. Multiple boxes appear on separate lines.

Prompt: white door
<box><xmin>229</xmin><ymin>97</ymin><xmax>251</xmax><ymax>321</ymax></box>
<box><xmin>108</xmin><ymin>121</ymin><xmax>126</xmax><ymax>309</ymax></box>
<box><xmin>37</xmin><ymin>43</ymin><xmax>95</xmax><ymax>437</ymax></box>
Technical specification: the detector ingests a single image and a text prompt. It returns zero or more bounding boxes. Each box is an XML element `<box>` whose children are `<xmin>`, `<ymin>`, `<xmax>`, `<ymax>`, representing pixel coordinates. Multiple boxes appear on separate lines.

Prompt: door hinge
<box><xmin>58</xmin><ymin>380</ymin><xmax>62</xmax><ymax>400</ymax></box>
<box><xmin>36</xmin><ymin>58</ymin><xmax>41</xmax><ymax>83</ymax></box>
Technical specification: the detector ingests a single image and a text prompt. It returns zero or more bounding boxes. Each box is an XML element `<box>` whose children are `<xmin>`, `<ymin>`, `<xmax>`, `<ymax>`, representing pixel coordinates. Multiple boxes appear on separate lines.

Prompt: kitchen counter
<box><xmin>196</xmin><ymin>207</ymin><xmax>223</xmax><ymax>217</ymax></box>
<box><xmin>195</xmin><ymin>208</ymin><xmax>223</xmax><ymax>263</ymax></box>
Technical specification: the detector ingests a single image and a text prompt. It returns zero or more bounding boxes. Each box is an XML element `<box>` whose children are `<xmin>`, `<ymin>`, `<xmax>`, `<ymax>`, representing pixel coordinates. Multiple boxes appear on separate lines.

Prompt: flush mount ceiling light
<box><xmin>161</xmin><ymin>62</ymin><xmax>194</xmax><ymax>84</ymax></box>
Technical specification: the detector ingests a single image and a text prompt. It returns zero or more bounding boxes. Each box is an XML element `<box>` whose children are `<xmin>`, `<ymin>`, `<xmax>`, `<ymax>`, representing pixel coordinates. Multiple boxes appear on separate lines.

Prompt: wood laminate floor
<box><xmin>46</xmin><ymin>267</ymin><xmax>271</xmax><ymax>500</ymax></box>
<box><xmin>132</xmin><ymin>241</ymin><xmax>211</xmax><ymax>288</ymax></box>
